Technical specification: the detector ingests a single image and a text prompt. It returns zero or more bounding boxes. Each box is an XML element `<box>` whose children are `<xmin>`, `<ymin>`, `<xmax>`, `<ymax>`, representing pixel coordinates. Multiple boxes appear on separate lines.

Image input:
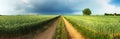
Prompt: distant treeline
<box><xmin>105</xmin><ymin>13</ymin><xmax>120</xmax><ymax>16</ymax></box>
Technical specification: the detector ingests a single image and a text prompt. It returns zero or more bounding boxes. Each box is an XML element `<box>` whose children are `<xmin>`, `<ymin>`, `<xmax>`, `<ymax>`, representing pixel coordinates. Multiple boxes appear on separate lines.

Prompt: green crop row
<box><xmin>65</xmin><ymin>16</ymin><xmax>120</xmax><ymax>39</ymax></box>
<box><xmin>0</xmin><ymin>15</ymin><xmax>57</xmax><ymax>36</ymax></box>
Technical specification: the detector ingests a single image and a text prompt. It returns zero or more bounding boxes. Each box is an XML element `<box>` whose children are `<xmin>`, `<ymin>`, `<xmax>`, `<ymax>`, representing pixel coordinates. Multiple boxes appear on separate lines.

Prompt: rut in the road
<box><xmin>32</xmin><ymin>17</ymin><xmax>60</xmax><ymax>39</ymax></box>
<box><xmin>0</xmin><ymin>16</ymin><xmax>85</xmax><ymax>39</ymax></box>
<box><xmin>62</xmin><ymin>16</ymin><xmax>85</xmax><ymax>39</ymax></box>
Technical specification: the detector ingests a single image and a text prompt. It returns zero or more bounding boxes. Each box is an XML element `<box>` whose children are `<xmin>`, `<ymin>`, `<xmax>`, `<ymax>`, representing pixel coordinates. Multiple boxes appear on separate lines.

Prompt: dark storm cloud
<box><xmin>16</xmin><ymin>0</ymin><xmax>80</xmax><ymax>14</ymax></box>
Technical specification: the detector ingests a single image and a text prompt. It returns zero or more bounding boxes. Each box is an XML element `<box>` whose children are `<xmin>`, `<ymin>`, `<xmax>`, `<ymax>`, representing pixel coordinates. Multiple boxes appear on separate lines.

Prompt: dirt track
<box><xmin>62</xmin><ymin>16</ymin><xmax>85</xmax><ymax>39</ymax></box>
<box><xmin>0</xmin><ymin>16</ymin><xmax>85</xmax><ymax>39</ymax></box>
<box><xmin>32</xmin><ymin>18</ymin><xmax>59</xmax><ymax>39</ymax></box>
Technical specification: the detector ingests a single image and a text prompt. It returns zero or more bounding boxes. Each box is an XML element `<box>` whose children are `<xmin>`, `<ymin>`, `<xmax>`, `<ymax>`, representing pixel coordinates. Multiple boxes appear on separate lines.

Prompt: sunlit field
<box><xmin>0</xmin><ymin>15</ymin><xmax>120</xmax><ymax>39</ymax></box>
<box><xmin>65</xmin><ymin>16</ymin><xmax>120</xmax><ymax>39</ymax></box>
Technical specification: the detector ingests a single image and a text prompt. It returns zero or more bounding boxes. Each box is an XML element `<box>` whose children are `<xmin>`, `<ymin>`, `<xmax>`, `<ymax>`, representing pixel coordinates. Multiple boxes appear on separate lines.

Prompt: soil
<box><xmin>32</xmin><ymin>19</ymin><xmax>59</xmax><ymax>39</ymax></box>
<box><xmin>62</xmin><ymin>16</ymin><xmax>85</xmax><ymax>39</ymax></box>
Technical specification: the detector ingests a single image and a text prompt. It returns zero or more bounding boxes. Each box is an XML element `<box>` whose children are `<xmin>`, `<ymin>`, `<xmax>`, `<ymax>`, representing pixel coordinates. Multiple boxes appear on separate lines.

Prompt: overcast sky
<box><xmin>0</xmin><ymin>0</ymin><xmax>120</xmax><ymax>15</ymax></box>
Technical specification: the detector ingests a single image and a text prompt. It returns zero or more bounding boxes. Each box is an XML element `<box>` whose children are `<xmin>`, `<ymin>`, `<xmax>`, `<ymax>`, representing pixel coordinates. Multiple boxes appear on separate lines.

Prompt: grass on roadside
<box><xmin>65</xmin><ymin>16</ymin><xmax>114</xmax><ymax>39</ymax></box>
<box><xmin>54</xmin><ymin>16</ymin><xmax>69</xmax><ymax>39</ymax></box>
<box><xmin>0</xmin><ymin>15</ymin><xmax>58</xmax><ymax>36</ymax></box>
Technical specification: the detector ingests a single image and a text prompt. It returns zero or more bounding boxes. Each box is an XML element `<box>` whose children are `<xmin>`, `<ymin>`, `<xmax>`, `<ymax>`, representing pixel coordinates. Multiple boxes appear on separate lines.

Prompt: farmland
<box><xmin>0</xmin><ymin>15</ymin><xmax>57</xmax><ymax>36</ymax></box>
<box><xmin>0</xmin><ymin>15</ymin><xmax>120</xmax><ymax>39</ymax></box>
<box><xmin>65</xmin><ymin>16</ymin><xmax>120</xmax><ymax>39</ymax></box>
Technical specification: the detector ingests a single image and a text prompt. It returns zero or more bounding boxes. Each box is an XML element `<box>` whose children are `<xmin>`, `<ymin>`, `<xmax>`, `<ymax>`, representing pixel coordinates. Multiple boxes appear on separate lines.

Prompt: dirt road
<box><xmin>0</xmin><ymin>16</ymin><xmax>85</xmax><ymax>39</ymax></box>
<box><xmin>62</xmin><ymin>16</ymin><xmax>85</xmax><ymax>39</ymax></box>
<box><xmin>32</xmin><ymin>18</ymin><xmax>59</xmax><ymax>39</ymax></box>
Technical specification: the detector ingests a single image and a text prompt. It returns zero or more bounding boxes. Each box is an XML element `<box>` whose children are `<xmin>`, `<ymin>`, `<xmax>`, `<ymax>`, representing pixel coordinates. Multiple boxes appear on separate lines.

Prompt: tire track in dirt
<box><xmin>62</xmin><ymin>16</ymin><xmax>85</xmax><ymax>39</ymax></box>
<box><xmin>32</xmin><ymin>17</ymin><xmax>60</xmax><ymax>39</ymax></box>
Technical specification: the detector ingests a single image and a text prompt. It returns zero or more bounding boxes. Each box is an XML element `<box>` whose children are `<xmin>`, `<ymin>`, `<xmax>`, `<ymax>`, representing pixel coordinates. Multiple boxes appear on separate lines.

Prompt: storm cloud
<box><xmin>1</xmin><ymin>0</ymin><xmax>120</xmax><ymax>15</ymax></box>
<box><xmin>16</xmin><ymin>0</ymin><xmax>81</xmax><ymax>14</ymax></box>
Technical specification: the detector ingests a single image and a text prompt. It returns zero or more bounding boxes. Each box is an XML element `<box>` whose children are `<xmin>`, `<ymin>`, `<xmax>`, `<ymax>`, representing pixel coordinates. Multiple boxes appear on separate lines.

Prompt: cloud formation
<box><xmin>15</xmin><ymin>0</ymin><xmax>82</xmax><ymax>15</ymax></box>
<box><xmin>0</xmin><ymin>0</ymin><xmax>120</xmax><ymax>15</ymax></box>
<box><xmin>73</xmin><ymin>0</ymin><xmax>120</xmax><ymax>15</ymax></box>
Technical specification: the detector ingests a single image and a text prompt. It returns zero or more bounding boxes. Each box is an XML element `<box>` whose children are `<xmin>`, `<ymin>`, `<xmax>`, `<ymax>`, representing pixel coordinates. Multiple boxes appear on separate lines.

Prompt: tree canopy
<box><xmin>82</xmin><ymin>8</ymin><xmax>92</xmax><ymax>15</ymax></box>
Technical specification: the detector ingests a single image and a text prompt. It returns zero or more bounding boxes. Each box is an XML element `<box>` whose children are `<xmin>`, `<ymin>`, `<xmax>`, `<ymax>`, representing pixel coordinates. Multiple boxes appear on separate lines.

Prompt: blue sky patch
<box><xmin>110</xmin><ymin>0</ymin><xmax>120</xmax><ymax>6</ymax></box>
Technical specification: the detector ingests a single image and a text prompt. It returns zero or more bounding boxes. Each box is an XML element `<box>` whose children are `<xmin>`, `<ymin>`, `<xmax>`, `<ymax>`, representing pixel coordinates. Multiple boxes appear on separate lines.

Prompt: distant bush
<box><xmin>114</xmin><ymin>13</ymin><xmax>120</xmax><ymax>16</ymax></box>
<box><xmin>104</xmin><ymin>13</ymin><xmax>120</xmax><ymax>16</ymax></box>
<box><xmin>105</xmin><ymin>13</ymin><xmax>113</xmax><ymax>16</ymax></box>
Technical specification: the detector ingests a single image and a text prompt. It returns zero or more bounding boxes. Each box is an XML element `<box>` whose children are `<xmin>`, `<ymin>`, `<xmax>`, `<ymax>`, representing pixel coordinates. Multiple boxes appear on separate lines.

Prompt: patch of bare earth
<box><xmin>62</xmin><ymin>16</ymin><xmax>85</xmax><ymax>39</ymax></box>
<box><xmin>32</xmin><ymin>18</ymin><xmax>59</xmax><ymax>39</ymax></box>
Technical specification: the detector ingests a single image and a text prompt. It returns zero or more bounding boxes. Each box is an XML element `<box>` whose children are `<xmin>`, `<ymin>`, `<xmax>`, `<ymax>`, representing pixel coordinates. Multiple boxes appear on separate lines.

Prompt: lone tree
<box><xmin>82</xmin><ymin>8</ymin><xmax>92</xmax><ymax>15</ymax></box>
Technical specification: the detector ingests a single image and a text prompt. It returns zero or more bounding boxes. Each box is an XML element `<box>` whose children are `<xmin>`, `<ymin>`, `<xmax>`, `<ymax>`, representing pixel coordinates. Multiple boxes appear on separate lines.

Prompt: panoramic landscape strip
<box><xmin>0</xmin><ymin>15</ymin><xmax>120</xmax><ymax>39</ymax></box>
<box><xmin>0</xmin><ymin>0</ymin><xmax>120</xmax><ymax>39</ymax></box>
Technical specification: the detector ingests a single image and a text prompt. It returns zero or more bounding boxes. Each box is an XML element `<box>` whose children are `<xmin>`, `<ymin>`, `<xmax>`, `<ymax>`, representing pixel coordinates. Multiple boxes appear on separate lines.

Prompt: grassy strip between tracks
<box><xmin>54</xmin><ymin>16</ymin><xmax>69</xmax><ymax>39</ymax></box>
